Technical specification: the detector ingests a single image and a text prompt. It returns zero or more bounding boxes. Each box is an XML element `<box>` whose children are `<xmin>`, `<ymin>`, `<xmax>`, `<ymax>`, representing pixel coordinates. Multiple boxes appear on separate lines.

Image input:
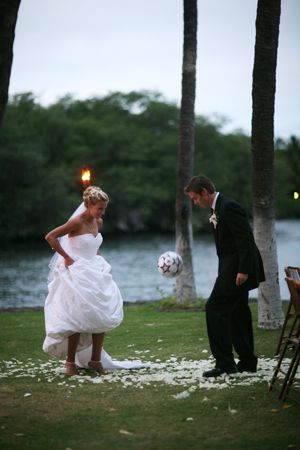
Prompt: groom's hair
<box><xmin>184</xmin><ymin>175</ymin><xmax>216</xmax><ymax>194</ymax></box>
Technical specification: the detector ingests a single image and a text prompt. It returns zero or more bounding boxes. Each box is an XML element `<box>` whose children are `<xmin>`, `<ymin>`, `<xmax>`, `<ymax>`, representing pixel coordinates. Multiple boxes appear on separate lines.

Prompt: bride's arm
<box><xmin>45</xmin><ymin>217</ymin><xmax>80</xmax><ymax>267</ymax></box>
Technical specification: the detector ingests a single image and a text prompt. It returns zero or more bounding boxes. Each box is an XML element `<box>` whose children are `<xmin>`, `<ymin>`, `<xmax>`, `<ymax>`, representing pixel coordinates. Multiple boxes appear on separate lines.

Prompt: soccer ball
<box><xmin>157</xmin><ymin>251</ymin><xmax>183</xmax><ymax>278</ymax></box>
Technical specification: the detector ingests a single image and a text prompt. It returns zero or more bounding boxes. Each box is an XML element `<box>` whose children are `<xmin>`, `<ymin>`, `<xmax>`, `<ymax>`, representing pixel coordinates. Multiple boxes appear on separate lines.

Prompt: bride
<box><xmin>43</xmin><ymin>185</ymin><xmax>143</xmax><ymax>376</ymax></box>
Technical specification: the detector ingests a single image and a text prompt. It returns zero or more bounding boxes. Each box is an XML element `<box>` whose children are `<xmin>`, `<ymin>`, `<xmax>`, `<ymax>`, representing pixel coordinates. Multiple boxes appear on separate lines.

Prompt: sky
<box><xmin>9</xmin><ymin>0</ymin><xmax>300</xmax><ymax>139</ymax></box>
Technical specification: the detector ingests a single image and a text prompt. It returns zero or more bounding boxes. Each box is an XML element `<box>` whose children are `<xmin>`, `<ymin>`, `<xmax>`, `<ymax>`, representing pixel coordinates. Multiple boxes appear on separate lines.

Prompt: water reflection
<box><xmin>0</xmin><ymin>220</ymin><xmax>299</xmax><ymax>309</ymax></box>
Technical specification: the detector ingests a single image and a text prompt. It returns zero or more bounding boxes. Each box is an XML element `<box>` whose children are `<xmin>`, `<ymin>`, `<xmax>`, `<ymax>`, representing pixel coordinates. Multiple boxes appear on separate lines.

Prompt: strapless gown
<box><xmin>43</xmin><ymin>233</ymin><xmax>142</xmax><ymax>369</ymax></box>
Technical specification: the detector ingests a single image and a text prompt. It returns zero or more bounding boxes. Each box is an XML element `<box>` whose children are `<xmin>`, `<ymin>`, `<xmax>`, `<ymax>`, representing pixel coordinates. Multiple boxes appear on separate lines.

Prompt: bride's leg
<box><xmin>91</xmin><ymin>332</ymin><xmax>105</xmax><ymax>361</ymax></box>
<box><xmin>67</xmin><ymin>332</ymin><xmax>80</xmax><ymax>362</ymax></box>
<box><xmin>88</xmin><ymin>333</ymin><xmax>106</xmax><ymax>374</ymax></box>
<box><xmin>65</xmin><ymin>332</ymin><xmax>80</xmax><ymax>376</ymax></box>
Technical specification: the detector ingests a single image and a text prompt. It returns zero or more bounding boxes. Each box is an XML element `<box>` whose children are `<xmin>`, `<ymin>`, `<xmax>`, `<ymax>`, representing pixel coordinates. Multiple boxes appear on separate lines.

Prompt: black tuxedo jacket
<box><xmin>211</xmin><ymin>194</ymin><xmax>265</xmax><ymax>294</ymax></box>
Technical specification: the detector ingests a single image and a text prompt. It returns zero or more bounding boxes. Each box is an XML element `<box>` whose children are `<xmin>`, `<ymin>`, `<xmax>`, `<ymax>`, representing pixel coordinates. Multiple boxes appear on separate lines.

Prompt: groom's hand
<box><xmin>236</xmin><ymin>273</ymin><xmax>248</xmax><ymax>286</ymax></box>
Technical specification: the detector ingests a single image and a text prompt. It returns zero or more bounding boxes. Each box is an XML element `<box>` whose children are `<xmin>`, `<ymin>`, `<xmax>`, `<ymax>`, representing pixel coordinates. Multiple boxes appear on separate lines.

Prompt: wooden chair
<box><xmin>269</xmin><ymin>276</ymin><xmax>300</xmax><ymax>402</ymax></box>
<box><xmin>274</xmin><ymin>266</ymin><xmax>300</xmax><ymax>356</ymax></box>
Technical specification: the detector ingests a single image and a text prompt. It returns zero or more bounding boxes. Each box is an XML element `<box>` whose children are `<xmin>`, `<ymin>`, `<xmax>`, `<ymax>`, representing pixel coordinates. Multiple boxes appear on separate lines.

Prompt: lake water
<box><xmin>0</xmin><ymin>220</ymin><xmax>299</xmax><ymax>309</ymax></box>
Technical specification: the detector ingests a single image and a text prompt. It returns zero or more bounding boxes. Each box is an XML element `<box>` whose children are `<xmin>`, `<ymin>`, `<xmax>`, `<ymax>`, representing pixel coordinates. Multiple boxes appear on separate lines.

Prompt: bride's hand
<box><xmin>64</xmin><ymin>256</ymin><xmax>75</xmax><ymax>268</ymax></box>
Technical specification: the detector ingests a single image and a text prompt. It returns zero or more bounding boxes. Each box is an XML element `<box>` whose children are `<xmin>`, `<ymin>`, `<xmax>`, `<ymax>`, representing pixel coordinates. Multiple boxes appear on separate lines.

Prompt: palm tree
<box><xmin>0</xmin><ymin>0</ymin><xmax>21</xmax><ymax>125</ymax></box>
<box><xmin>175</xmin><ymin>0</ymin><xmax>197</xmax><ymax>303</ymax></box>
<box><xmin>251</xmin><ymin>0</ymin><xmax>284</xmax><ymax>329</ymax></box>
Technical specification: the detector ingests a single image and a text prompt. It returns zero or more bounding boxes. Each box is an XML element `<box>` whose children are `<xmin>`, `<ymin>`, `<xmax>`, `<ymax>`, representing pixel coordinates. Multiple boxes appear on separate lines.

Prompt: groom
<box><xmin>185</xmin><ymin>175</ymin><xmax>265</xmax><ymax>377</ymax></box>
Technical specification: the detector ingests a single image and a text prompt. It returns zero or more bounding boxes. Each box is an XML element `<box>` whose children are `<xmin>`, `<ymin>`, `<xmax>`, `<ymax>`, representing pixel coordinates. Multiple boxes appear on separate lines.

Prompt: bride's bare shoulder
<box><xmin>66</xmin><ymin>214</ymin><xmax>85</xmax><ymax>235</ymax></box>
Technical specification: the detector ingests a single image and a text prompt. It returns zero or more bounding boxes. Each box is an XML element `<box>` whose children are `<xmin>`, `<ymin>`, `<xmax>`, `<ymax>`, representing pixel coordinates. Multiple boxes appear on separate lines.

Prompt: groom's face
<box><xmin>188</xmin><ymin>189</ymin><xmax>211</xmax><ymax>209</ymax></box>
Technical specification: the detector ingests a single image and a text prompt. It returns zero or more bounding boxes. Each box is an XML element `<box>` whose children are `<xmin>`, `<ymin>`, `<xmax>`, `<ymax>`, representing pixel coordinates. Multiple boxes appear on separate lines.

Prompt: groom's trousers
<box><xmin>205</xmin><ymin>282</ymin><xmax>255</xmax><ymax>371</ymax></box>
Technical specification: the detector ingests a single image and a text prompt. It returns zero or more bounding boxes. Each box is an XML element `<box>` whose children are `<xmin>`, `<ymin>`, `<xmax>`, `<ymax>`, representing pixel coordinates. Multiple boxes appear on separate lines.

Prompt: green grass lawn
<box><xmin>0</xmin><ymin>302</ymin><xmax>299</xmax><ymax>450</ymax></box>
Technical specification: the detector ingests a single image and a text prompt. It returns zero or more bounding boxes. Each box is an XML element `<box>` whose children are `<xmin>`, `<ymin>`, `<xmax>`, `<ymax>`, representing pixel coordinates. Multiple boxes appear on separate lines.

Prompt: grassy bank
<box><xmin>0</xmin><ymin>303</ymin><xmax>299</xmax><ymax>450</ymax></box>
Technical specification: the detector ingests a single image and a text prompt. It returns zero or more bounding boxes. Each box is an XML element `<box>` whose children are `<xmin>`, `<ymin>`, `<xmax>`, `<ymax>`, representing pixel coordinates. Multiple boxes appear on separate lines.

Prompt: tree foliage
<box><xmin>0</xmin><ymin>91</ymin><xmax>298</xmax><ymax>241</ymax></box>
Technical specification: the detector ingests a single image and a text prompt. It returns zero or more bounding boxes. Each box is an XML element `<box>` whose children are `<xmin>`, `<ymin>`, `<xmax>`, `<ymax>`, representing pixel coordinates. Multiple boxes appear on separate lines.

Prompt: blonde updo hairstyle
<box><xmin>83</xmin><ymin>186</ymin><xmax>109</xmax><ymax>206</ymax></box>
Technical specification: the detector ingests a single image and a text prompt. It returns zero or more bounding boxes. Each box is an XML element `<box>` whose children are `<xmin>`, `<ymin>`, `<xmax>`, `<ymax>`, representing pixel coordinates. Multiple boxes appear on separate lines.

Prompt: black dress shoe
<box><xmin>202</xmin><ymin>367</ymin><xmax>237</xmax><ymax>378</ymax></box>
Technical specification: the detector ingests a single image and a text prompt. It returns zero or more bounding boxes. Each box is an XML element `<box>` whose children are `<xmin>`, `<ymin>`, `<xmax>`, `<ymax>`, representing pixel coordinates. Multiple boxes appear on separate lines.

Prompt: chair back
<box><xmin>285</xmin><ymin>277</ymin><xmax>300</xmax><ymax>316</ymax></box>
<box><xmin>285</xmin><ymin>266</ymin><xmax>300</xmax><ymax>281</ymax></box>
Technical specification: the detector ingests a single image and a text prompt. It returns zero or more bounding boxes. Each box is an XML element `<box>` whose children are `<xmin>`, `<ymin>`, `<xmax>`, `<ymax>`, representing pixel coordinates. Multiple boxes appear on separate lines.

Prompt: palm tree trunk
<box><xmin>251</xmin><ymin>0</ymin><xmax>284</xmax><ymax>329</ymax></box>
<box><xmin>0</xmin><ymin>0</ymin><xmax>21</xmax><ymax>125</ymax></box>
<box><xmin>175</xmin><ymin>0</ymin><xmax>197</xmax><ymax>303</ymax></box>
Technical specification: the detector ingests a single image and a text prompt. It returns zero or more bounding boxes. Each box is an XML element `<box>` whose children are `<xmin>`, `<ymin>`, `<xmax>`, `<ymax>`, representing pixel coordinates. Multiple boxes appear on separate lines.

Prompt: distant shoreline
<box><xmin>0</xmin><ymin>300</ymin><xmax>158</xmax><ymax>312</ymax></box>
<box><xmin>0</xmin><ymin>297</ymin><xmax>289</xmax><ymax>313</ymax></box>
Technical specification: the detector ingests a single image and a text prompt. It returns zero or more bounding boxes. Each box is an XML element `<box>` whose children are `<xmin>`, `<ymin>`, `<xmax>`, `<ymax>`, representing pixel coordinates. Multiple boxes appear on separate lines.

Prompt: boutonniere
<box><xmin>209</xmin><ymin>212</ymin><xmax>218</xmax><ymax>229</ymax></box>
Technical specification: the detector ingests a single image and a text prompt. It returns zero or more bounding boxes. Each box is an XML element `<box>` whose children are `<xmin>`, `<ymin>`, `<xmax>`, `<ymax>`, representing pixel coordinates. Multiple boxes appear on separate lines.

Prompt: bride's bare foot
<box><xmin>65</xmin><ymin>361</ymin><xmax>78</xmax><ymax>376</ymax></box>
<box><xmin>88</xmin><ymin>360</ymin><xmax>106</xmax><ymax>375</ymax></box>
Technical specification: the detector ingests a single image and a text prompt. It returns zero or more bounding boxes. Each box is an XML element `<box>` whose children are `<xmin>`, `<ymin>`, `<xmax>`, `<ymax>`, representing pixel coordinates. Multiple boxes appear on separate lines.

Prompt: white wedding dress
<box><xmin>43</xmin><ymin>232</ymin><xmax>144</xmax><ymax>370</ymax></box>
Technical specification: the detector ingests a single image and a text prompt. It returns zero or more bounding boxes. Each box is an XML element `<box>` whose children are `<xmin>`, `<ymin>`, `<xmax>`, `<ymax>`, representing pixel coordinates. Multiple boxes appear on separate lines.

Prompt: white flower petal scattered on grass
<box><xmin>119</xmin><ymin>429</ymin><xmax>134</xmax><ymax>436</ymax></box>
<box><xmin>23</xmin><ymin>393</ymin><xmax>31</xmax><ymax>397</ymax></box>
<box><xmin>172</xmin><ymin>390</ymin><xmax>190</xmax><ymax>400</ymax></box>
<box><xmin>1</xmin><ymin>357</ymin><xmax>299</xmax><ymax>400</ymax></box>
<box><xmin>228</xmin><ymin>404</ymin><xmax>238</xmax><ymax>414</ymax></box>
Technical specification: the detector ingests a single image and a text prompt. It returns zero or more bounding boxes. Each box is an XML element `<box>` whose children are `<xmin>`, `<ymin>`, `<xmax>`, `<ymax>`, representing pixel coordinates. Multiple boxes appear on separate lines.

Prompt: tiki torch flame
<box><xmin>81</xmin><ymin>167</ymin><xmax>91</xmax><ymax>187</ymax></box>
